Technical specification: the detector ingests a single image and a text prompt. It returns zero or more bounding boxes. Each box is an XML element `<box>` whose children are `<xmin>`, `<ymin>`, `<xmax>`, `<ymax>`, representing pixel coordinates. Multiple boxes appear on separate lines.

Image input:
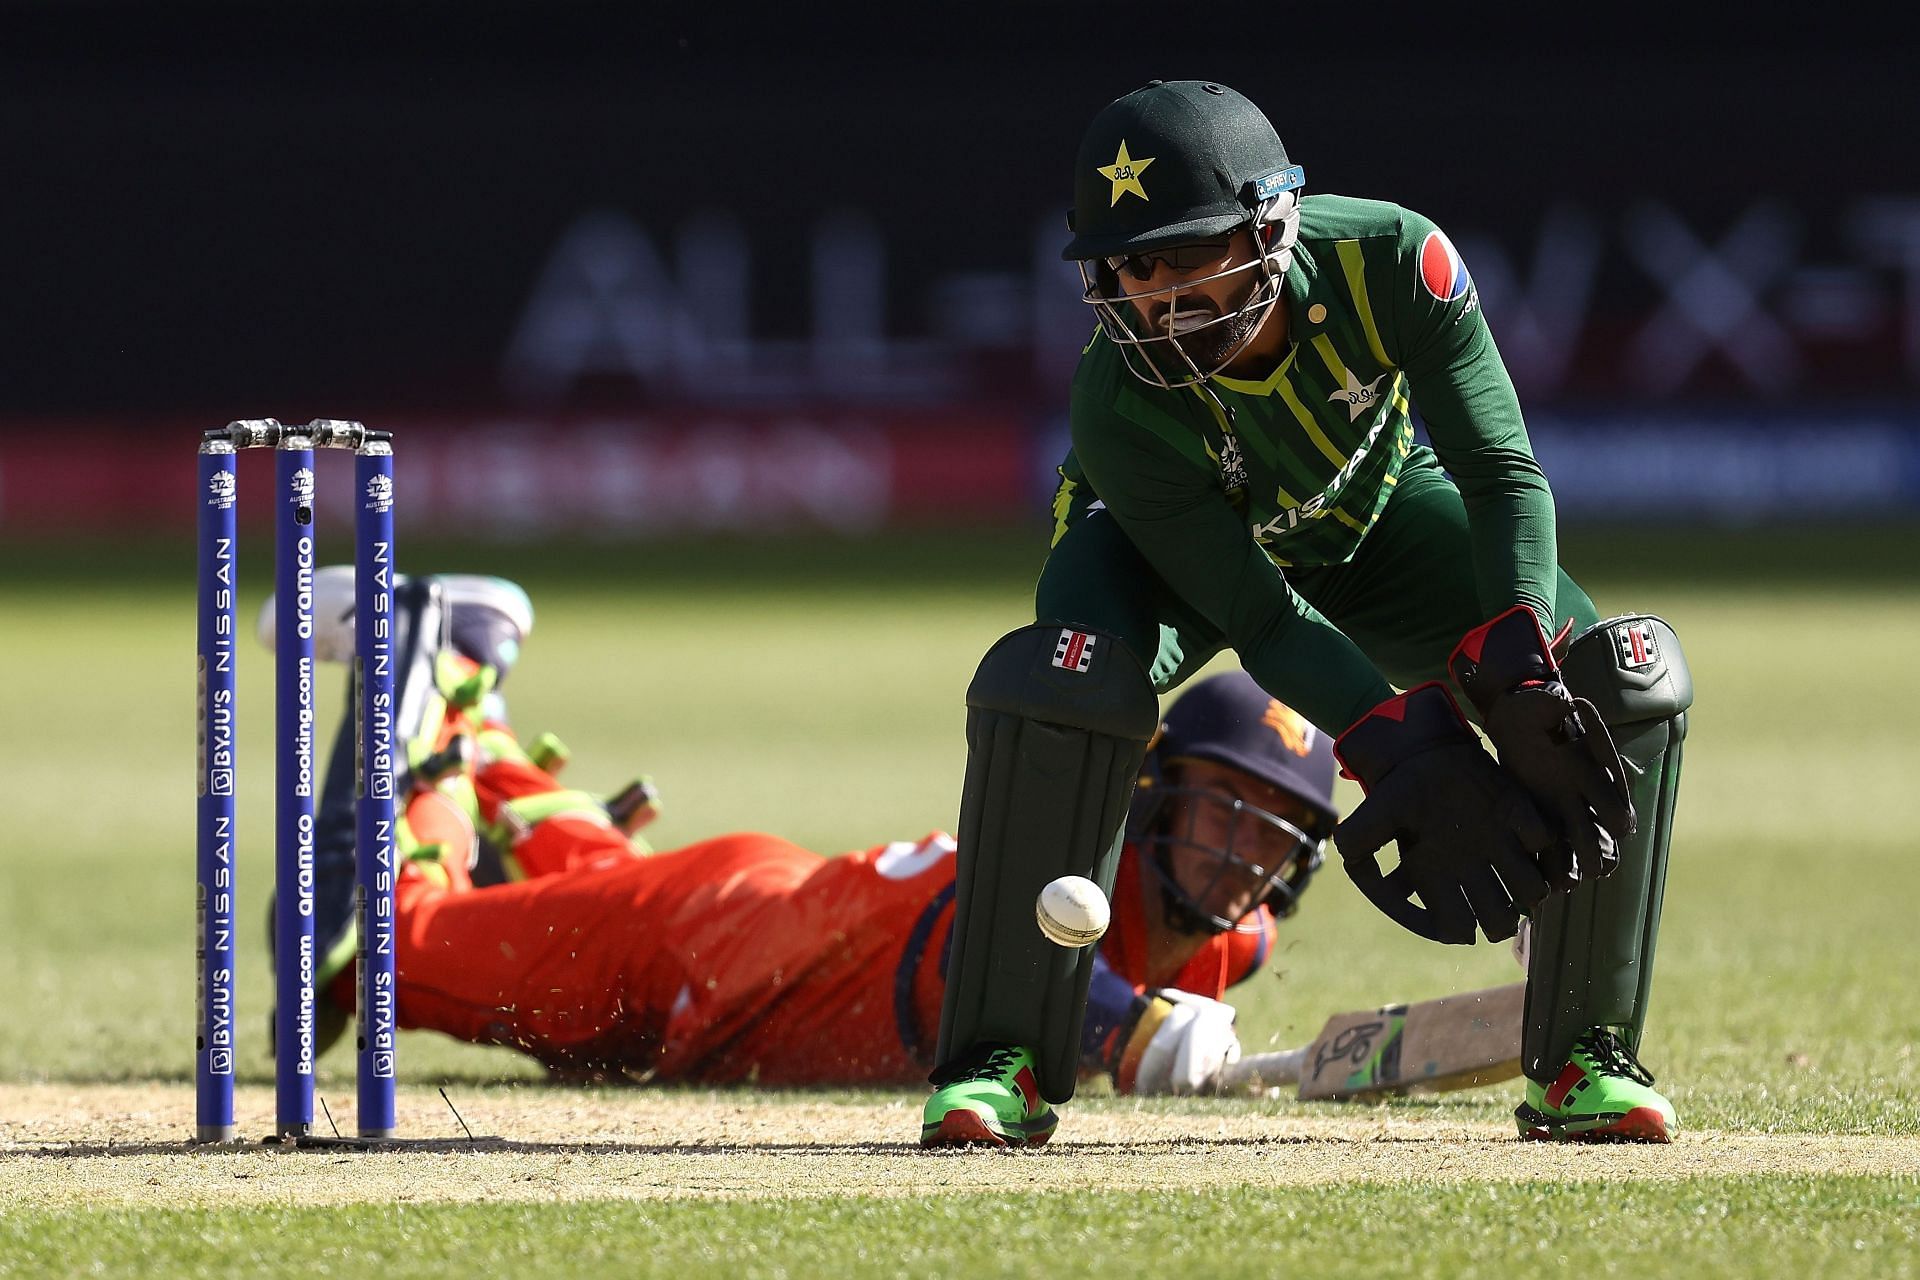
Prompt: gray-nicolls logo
<box><xmin>1051</xmin><ymin>629</ymin><xmax>1096</xmax><ymax>674</ymax></box>
<box><xmin>1613</xmin><ymin>621</ymin><xmax>1660</xmax><ymax>670</ymax></box>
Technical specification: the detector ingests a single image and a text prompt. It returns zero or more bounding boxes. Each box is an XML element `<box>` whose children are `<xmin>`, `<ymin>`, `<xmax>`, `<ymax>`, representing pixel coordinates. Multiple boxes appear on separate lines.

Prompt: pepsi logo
<box><xmin>1418</xmin><ymin>229</ymin><xmax>1472</xmax><ymax>303</ymax></box>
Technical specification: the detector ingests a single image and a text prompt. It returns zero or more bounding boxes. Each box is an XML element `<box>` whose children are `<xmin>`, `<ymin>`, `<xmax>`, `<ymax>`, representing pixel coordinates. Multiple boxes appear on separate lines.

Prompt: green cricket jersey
<box><xmin>1055</xmin><ymin>195</ymin><xmax>1558</xmax><ymax>733</ymax></box>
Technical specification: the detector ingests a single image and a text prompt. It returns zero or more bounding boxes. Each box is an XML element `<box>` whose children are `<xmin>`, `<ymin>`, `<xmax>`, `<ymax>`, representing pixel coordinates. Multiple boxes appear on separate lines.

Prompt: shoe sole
<box><xmin>1516</xmin><ymin>1103</ymin><xmax>1672</xmax><ymax>1144</ymax></box>
<box><xmin>919</xmin><ymin>1109</ymin><xmax>1057</xmax><ymax>1150</ymax></box>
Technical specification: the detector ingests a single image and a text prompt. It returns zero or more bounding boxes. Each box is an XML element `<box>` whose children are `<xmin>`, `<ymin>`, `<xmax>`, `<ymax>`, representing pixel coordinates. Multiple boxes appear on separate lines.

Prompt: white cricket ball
<box><xmin>1036</xmin><ymin>875</ymin><xmax>1111</xmax><ymax>948</ymax></box>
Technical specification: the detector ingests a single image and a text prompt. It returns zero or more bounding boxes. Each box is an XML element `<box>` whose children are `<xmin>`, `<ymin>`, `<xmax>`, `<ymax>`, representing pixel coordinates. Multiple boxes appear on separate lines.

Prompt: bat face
<box><xmin>1297</xmin><ymin>983</ymin><xmax>1525</xmax><ymax>1101</ymax></box>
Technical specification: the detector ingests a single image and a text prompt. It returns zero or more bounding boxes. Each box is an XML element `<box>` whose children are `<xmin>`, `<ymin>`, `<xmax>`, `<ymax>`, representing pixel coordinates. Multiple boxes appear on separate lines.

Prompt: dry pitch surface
<box><xmin>6</xmin><ymin>1083</ymin><xmax>1915</xmax><ymax>1211</ymax></box>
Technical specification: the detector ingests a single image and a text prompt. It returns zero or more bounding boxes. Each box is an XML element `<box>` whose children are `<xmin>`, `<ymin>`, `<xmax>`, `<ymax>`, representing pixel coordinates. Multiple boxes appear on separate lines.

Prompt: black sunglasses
<box><xmin>1104</xmin><ymin>235</ymin><xmax>1237</xmax><ymax>282</ymax></box>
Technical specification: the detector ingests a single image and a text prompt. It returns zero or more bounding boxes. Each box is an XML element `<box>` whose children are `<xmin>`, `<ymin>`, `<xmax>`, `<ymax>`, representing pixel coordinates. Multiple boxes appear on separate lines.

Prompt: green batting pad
<box><xmin>936</xmin><ymin>624</ymin><xmax>1157</xmax><ymax>1102</ymax></box>
<box><xmin>1523</xmin><ymin>615</ymin><xmax>1692</xmax><ymax>1079</ymax></box>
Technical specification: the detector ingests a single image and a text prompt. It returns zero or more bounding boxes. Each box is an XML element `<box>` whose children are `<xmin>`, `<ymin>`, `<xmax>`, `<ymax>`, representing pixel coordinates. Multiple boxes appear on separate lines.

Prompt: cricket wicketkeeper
<box><xmin>922</xmin><ymin>80</ymin><xmax>1691</xmax><ymax>1146</ymax></box>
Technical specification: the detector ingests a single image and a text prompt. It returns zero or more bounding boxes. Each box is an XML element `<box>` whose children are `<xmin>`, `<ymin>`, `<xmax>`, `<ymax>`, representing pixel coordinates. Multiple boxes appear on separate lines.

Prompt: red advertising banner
<box><xmin>0</xmin><ymin>413</ymin><xmax>1039</xmax><ymax>536</ymax></box>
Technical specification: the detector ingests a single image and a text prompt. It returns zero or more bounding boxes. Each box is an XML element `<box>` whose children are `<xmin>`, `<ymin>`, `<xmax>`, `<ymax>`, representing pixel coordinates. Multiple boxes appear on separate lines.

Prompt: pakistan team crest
<box><xmin>1329</xmin><ymin>371</ymin><xmax>1389</xmax><ymax>422</ymax></box>
<box><xmin>1098</xmin><ymin>141</ymin><xmax>1154</xmax><ymax>205</ymax></box>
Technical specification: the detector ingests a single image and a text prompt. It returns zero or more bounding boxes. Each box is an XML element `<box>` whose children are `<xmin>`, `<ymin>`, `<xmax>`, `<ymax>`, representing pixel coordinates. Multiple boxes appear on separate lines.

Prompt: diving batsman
<box><xmin>925</xmin><ymin>80</ymin><xmax>1691</xmax><ymax>1146</ymax></box>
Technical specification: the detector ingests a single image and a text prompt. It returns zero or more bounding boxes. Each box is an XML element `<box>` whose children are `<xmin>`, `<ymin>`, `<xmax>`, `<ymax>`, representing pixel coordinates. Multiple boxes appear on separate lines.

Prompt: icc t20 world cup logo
<box><xmin>364</xmin><ymin>473</ymin><xmax>394</xmax><ymax>514</ymax></box>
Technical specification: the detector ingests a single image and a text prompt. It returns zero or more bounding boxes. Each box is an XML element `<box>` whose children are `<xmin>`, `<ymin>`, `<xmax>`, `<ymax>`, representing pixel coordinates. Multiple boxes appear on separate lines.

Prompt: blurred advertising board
<box><xmin>0</xmin><ymin>414</ymin><xmax>1034</xmax><ymax>537</ymax></box>
<box><xmin>4</xmin><ymin>410</ymin><xmax>1917</xmax><ymax>538</ymax></box>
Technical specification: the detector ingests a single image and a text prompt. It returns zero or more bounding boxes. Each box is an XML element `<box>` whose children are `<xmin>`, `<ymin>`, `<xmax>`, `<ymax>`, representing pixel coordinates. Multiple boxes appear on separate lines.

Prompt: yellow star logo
<box><xmin>1097</xmin><ymin>140</ymin><xmax>1155</xmax><ymax>206</ymax></box>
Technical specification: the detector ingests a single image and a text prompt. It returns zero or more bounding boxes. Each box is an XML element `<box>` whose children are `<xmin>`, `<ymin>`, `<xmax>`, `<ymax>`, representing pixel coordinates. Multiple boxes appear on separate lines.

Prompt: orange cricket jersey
<box><xmin>391</xmin><ymin>831</ymin><xmax>960</xmax><ymax>1084</ymax></box>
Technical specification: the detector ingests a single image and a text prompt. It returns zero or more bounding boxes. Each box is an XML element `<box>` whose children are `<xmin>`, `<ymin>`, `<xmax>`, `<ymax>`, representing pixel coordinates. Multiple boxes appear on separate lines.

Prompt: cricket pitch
<box><xmin>4</xmin><ymin>1083</ymin><xmax>1914</xmax><ymax>1211</ymax></box>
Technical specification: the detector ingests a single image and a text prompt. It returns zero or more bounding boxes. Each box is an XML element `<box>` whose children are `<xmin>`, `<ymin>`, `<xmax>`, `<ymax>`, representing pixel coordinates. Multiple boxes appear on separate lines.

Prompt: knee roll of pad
<box><xmin>1560</xmin><ymin>615</ymin><xmax>1693</xmax><ymax>733</ymax></box>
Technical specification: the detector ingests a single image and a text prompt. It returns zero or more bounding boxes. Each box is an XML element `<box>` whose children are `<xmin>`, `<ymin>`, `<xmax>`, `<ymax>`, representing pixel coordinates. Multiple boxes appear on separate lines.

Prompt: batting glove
<box><xmin>1115</xmin><ymin>990</ymin><xmax>1242</xmax><ymax>1096</ymax></box>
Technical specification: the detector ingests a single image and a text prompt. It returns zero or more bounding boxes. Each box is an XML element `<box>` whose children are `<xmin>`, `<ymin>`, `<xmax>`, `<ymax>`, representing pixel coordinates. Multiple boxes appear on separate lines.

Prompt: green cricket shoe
<box><xmin>920</xmin><ymin>1044</ymin><xmax>1058</xmax><ymax>1148</ymax></box>
<box><xmin>1516</xmin><ymin>1027</ymin><xmax>1676</xmax><ymax>1143</ymax></box>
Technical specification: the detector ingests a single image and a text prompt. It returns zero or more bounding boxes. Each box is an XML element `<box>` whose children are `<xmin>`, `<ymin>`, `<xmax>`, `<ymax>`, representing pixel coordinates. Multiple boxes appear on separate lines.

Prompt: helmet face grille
<box><xmin>1078</xmin><ymin>197</ymin><xmax>1301</xmax><ymax>389</ymax></box>
<box><xmin>1134</xmin><ymin>783</ymin><xmax>1326</xmax><ymax>935</ymax></box>
<box><xmin>1122</xmin><ymin>670</ymin><xmax>1341</xmax><ymax>931</ymax></box>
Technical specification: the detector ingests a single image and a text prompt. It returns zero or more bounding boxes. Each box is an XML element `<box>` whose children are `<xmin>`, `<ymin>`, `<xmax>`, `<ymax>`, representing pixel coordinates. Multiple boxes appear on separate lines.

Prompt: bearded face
<box><xmin>1151</xmin><ymin>297</ymin><xmax>1267</xmax><ymax>378</ymax></box>
<box><xmin>1079</xmin><ymin>226</ymin><xmax>1289</xmax><ymax>388</ymax></box>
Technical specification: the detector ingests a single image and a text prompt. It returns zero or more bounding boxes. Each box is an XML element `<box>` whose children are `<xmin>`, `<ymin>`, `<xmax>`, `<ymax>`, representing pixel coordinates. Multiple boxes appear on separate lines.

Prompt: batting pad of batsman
<box><xmin>1227</xmin><ymin>983</ymin><xmax>1524</xmax><ymax>1100</ymax></box>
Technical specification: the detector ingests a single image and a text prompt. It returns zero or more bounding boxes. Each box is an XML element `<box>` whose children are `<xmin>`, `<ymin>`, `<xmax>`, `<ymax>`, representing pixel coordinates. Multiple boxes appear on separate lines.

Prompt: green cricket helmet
<box><xmin>1063</xmin><ymin>80</ymin><xmax>1305</xmax><ymax>388</ymax></box>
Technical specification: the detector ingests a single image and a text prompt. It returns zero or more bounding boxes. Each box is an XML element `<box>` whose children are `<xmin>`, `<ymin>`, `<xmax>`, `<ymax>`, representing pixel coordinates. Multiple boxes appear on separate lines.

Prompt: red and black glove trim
<box><xmin>1449</xmin><ymin>605</ymin><xmax>1564</xmax><ymax>717</ymax></box>
<box><xmin>1334</xmin><ymin>682</ymin><xmax>1476</xmax><ymax>790</ymax></box>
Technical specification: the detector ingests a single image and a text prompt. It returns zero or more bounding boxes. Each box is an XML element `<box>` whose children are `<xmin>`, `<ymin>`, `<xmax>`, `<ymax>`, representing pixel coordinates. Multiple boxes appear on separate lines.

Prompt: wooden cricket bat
<box><xmin>1224</xmin><ymin>982</ymin><xmax>1525</xmax><ymax>1101</ymax></box>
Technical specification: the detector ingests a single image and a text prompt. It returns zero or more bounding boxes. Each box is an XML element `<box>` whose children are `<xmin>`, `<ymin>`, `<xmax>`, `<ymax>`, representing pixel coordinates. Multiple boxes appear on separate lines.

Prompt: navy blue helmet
<box><xmin>1127</xmin><ymin>670</ymin><xmax>1338</xmax><ymax>934</ymax></box>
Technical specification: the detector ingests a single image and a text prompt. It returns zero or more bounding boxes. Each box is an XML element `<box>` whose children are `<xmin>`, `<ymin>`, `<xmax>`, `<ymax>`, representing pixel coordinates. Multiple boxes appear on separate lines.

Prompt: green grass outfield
<box><xmin>5</xmin><ymin>1177</ymin><xmax>1918</xmax><ymax>1280</ymax></box>
<box><xmin>1</xmin><ymin>524</ymin><xmax>1916</xmax><ymax>1277</ymax></box>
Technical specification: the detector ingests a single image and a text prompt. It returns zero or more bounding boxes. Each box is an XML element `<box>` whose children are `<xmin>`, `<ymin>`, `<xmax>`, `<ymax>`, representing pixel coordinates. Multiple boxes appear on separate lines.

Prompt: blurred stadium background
<box><xmin>1</xmin><ymin>5</ymin><xmax>1915</xmax><ymax>546</ymax></box>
